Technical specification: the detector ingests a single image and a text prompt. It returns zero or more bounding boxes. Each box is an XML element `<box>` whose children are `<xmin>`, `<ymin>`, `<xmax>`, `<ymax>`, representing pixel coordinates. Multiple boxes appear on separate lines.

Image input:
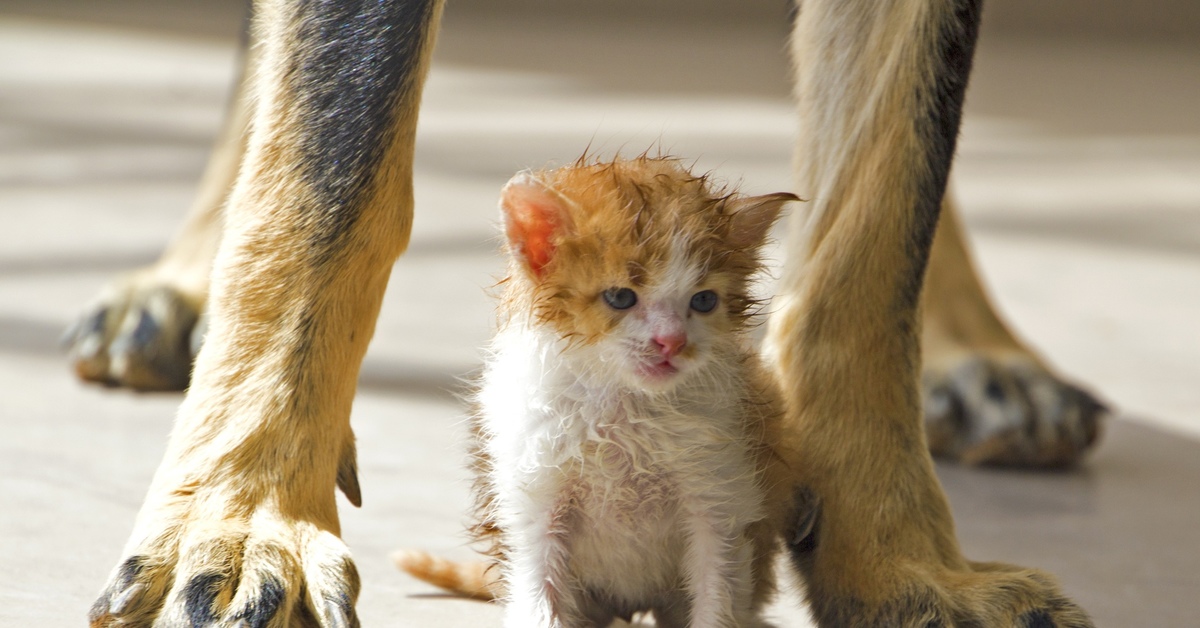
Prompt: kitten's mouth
<box><xmin>638</xmin><ymin>359</ymin><xmax>680</xmax><ymax>381</ymax></box>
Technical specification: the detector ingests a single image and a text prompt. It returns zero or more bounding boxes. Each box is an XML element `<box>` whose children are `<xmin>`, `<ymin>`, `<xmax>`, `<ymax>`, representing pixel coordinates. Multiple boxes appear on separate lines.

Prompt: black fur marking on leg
<box><xmin>231</xmin><ymin>576</ymin><xmax>286</xmax><ymax>628</ymax></box>
<box><xmin>899</xmin><ymin>0</ymin><xmax>984</xmax><ymax>308</ymax></box>
<box><xmin>182</xmin><ymin>572</ymin><xmax>225</xmax><ymax>626</ymax></box>
<box><xmin>289</xmin><ymin>0</ymin><xmax>439</xmax><ymax>250</ymax></box>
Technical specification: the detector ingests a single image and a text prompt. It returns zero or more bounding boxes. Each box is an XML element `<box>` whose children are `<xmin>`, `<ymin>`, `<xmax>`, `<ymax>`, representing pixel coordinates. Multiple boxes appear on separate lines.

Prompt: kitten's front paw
<box><xmin>922</xmin><ymin>355</ymin><xmax>1106</xmax><ymax>468</ymax></box>
<box><xmin>89</xmin><ymin>495</ymin><xmax>358</xmax><ymax>627</ymax></box>
<box><xmin>65</xmin><ymin>272</ymin><xmax>204</xmax><ymax>392</ymax></box>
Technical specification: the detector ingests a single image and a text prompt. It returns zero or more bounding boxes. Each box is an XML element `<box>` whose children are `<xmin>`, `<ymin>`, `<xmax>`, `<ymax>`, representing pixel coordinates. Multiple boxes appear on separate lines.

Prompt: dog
<box><xmin>78</xmin><ymin>0</ymin><xmax>1101</xmax><ymax>625</ymax></box>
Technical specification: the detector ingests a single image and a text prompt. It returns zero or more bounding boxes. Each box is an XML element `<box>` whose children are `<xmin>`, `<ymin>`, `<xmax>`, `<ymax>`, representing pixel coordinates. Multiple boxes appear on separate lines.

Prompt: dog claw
<box><xmin>324</xmin><ymin>599</ymin><xmax>353</xmax><ymax>628</ymax></box>
<box><xmin>108</xmin><ymin>582</ymin><xmax>147</xmax><ymax>616</ymax></box>
<box><xmin>786</xmin><ymin>486</ymin><xmax>822</xmax><ymax>555</ymax></box>
<box><xmin>336</xmin><ymin>440</ymin><xmax>362</xmax><ymax>508</ymax></box>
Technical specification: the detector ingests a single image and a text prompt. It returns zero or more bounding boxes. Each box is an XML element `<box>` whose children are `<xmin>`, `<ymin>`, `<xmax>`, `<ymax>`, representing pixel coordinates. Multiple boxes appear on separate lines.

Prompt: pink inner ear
<box><xmin>510</xmin><ymin>201</ymin><xmax>558</xmax><ymax>276</ymax></box>
<box><xmin>501</xmin><ymin>176</ymin><xmax>565</xmax><ymax>278</ymax></box>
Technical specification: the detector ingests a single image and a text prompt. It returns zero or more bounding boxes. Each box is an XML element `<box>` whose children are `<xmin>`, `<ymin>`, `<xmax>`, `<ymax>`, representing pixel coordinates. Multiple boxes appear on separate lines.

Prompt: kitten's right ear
<box><xmin>500</xmin><ymin>172</ymin><xmax>569</xmax><ymax>279</ymax></box>
<box><xmin>726</xmin><ymin>192</ymin><xmax>799</xmax><ymax>249</ymax></box>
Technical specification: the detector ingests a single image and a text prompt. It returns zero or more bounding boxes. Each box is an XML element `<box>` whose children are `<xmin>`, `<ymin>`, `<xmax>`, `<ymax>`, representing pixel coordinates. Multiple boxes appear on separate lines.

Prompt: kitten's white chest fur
<box><xmin>479</xmin><ymin>323</ymin><xmax>769</xmax><ymax>626</ymax></box>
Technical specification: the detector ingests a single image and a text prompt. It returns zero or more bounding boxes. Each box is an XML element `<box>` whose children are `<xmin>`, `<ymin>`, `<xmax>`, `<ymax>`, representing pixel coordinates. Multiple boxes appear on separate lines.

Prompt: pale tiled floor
<box><xmin>1</xmin><ymin>3</ymin><xmax>1199</xmax><ymax>626</ymax></box>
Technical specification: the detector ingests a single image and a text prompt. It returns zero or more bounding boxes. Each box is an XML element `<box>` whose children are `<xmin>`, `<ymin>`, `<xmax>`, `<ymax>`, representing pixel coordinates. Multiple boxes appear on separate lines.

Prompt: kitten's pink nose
<box><xmin>653</xmin><ymin>333</ymin><xmax>687</xmax><ymax>359</ymax></box>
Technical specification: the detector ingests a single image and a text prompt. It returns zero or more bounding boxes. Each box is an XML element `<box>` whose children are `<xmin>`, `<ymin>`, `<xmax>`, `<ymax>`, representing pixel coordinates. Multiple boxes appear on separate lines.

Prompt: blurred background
<box><xmin>1</xmin><ymin>1</ymin><xmax>1197</xmax><ymax>626</ymax></box>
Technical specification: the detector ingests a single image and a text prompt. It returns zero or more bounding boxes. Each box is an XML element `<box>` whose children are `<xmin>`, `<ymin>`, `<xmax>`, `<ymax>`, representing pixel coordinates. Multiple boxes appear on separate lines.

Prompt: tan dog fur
<box><xmin>764</xmin><ymin>1</ymin><xmax>1090</xmax><ymax>624</ymax></box>
<box><xmin>90</xmin><ymin>0</ymin><xmax>444</xmax><ymax>625</ymax></box>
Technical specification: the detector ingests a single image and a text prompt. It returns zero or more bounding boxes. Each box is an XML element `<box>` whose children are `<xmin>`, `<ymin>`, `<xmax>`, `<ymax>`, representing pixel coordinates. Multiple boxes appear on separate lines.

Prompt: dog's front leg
<box><xmin>768</xmin><ymin>0</ymin><xmax>1093</xmax><ymax>626</ymax></box>
<box><xmin>88</xmin><ymin>0</ymin><xmax>445</xmax><ymax>625</ymax></box>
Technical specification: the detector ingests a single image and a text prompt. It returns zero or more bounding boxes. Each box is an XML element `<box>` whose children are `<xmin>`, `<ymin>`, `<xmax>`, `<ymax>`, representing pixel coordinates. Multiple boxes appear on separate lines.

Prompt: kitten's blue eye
<box><xmin>690</xmin><ymin>290</ymin><xmax>718</xmax><ymax>313</ymax></box>
<box><xmin>602</xmin><ymin>287</ymin><xmax>638</xmax><ymax>310</ymax></box>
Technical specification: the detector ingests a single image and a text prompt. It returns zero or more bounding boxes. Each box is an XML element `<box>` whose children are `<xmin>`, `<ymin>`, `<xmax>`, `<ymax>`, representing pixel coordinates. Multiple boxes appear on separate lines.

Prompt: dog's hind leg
<box><xmin>64</xmin><ymin>39</ymin><xmax>253</xmax><ymax>392</ymax></box>
<box><xmin>767</xmin><ymin>0</ymin><xmax>1092</xmax><ymax>625</ymax></box>
<box><xmin>920</xmin><ymin>196</ymin><xmax>1107</xmax><ymax>467</ymax></box>
<box><xmin>88</xmin><ymin>0</ymin><xmax>444</xmax><ymax>625</ymax></box>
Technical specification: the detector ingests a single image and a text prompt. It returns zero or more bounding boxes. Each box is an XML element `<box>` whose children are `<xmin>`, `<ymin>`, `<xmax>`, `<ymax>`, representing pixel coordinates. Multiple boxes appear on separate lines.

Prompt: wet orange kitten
<box><xmin>405</xmin><ymin>156</ymin><xmax>799</xmax><ymax>628</ymax></box>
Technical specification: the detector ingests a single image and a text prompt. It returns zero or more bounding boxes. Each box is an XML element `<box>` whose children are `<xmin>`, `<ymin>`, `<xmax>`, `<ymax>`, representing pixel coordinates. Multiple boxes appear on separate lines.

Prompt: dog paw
<box><xmin>950</xmin><ymin>564</ymin><xmax>1093</xmax><ymax>628</ymax></box>
<box><xmin>922</xmin><ymin>355</ymin><xmax>1106</xmax><ymax>467</ymax></box>
<box><xmin>64</xmin><ymin>274</ymin><xmax>204</xmax><ymax>391</ymax></box>
<box><xmin>807</xmin><ymin>562</ymin><xmax>1093</xmax><ymax>628</ymax></box>
<box><xmin>89</xmin><ymin>511</ymin><xmax>358</xmax><ymax>627</ymax></box>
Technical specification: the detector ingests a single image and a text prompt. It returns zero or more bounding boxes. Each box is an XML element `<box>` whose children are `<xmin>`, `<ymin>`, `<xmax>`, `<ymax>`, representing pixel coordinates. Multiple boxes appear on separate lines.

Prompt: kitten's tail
<box><xmin>392</xmin><ymin>550</ymin><xmax>504</xmax><ymax>601</ymax></box>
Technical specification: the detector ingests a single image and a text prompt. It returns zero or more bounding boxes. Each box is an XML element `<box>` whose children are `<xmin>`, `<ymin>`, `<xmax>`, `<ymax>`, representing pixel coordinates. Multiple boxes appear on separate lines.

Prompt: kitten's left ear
<box><xmin>726</xmin><ymin>192</ymin><xmax>799</xmax><ymax>249</ymax></box>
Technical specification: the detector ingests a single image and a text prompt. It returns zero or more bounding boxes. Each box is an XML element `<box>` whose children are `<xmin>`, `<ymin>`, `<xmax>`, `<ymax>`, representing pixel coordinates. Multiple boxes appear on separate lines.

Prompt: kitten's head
<box><xmin>499</xmin><ymin>156</ymin><xmax>796</xmax><ymax>393</ymax></box>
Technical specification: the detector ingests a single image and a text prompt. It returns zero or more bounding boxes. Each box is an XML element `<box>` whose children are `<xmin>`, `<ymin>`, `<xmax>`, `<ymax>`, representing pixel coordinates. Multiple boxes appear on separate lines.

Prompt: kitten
<box><xmin>403</xmin><ymin>156</ymin><xmax>799</xmax><ymax>628</ymax></box>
